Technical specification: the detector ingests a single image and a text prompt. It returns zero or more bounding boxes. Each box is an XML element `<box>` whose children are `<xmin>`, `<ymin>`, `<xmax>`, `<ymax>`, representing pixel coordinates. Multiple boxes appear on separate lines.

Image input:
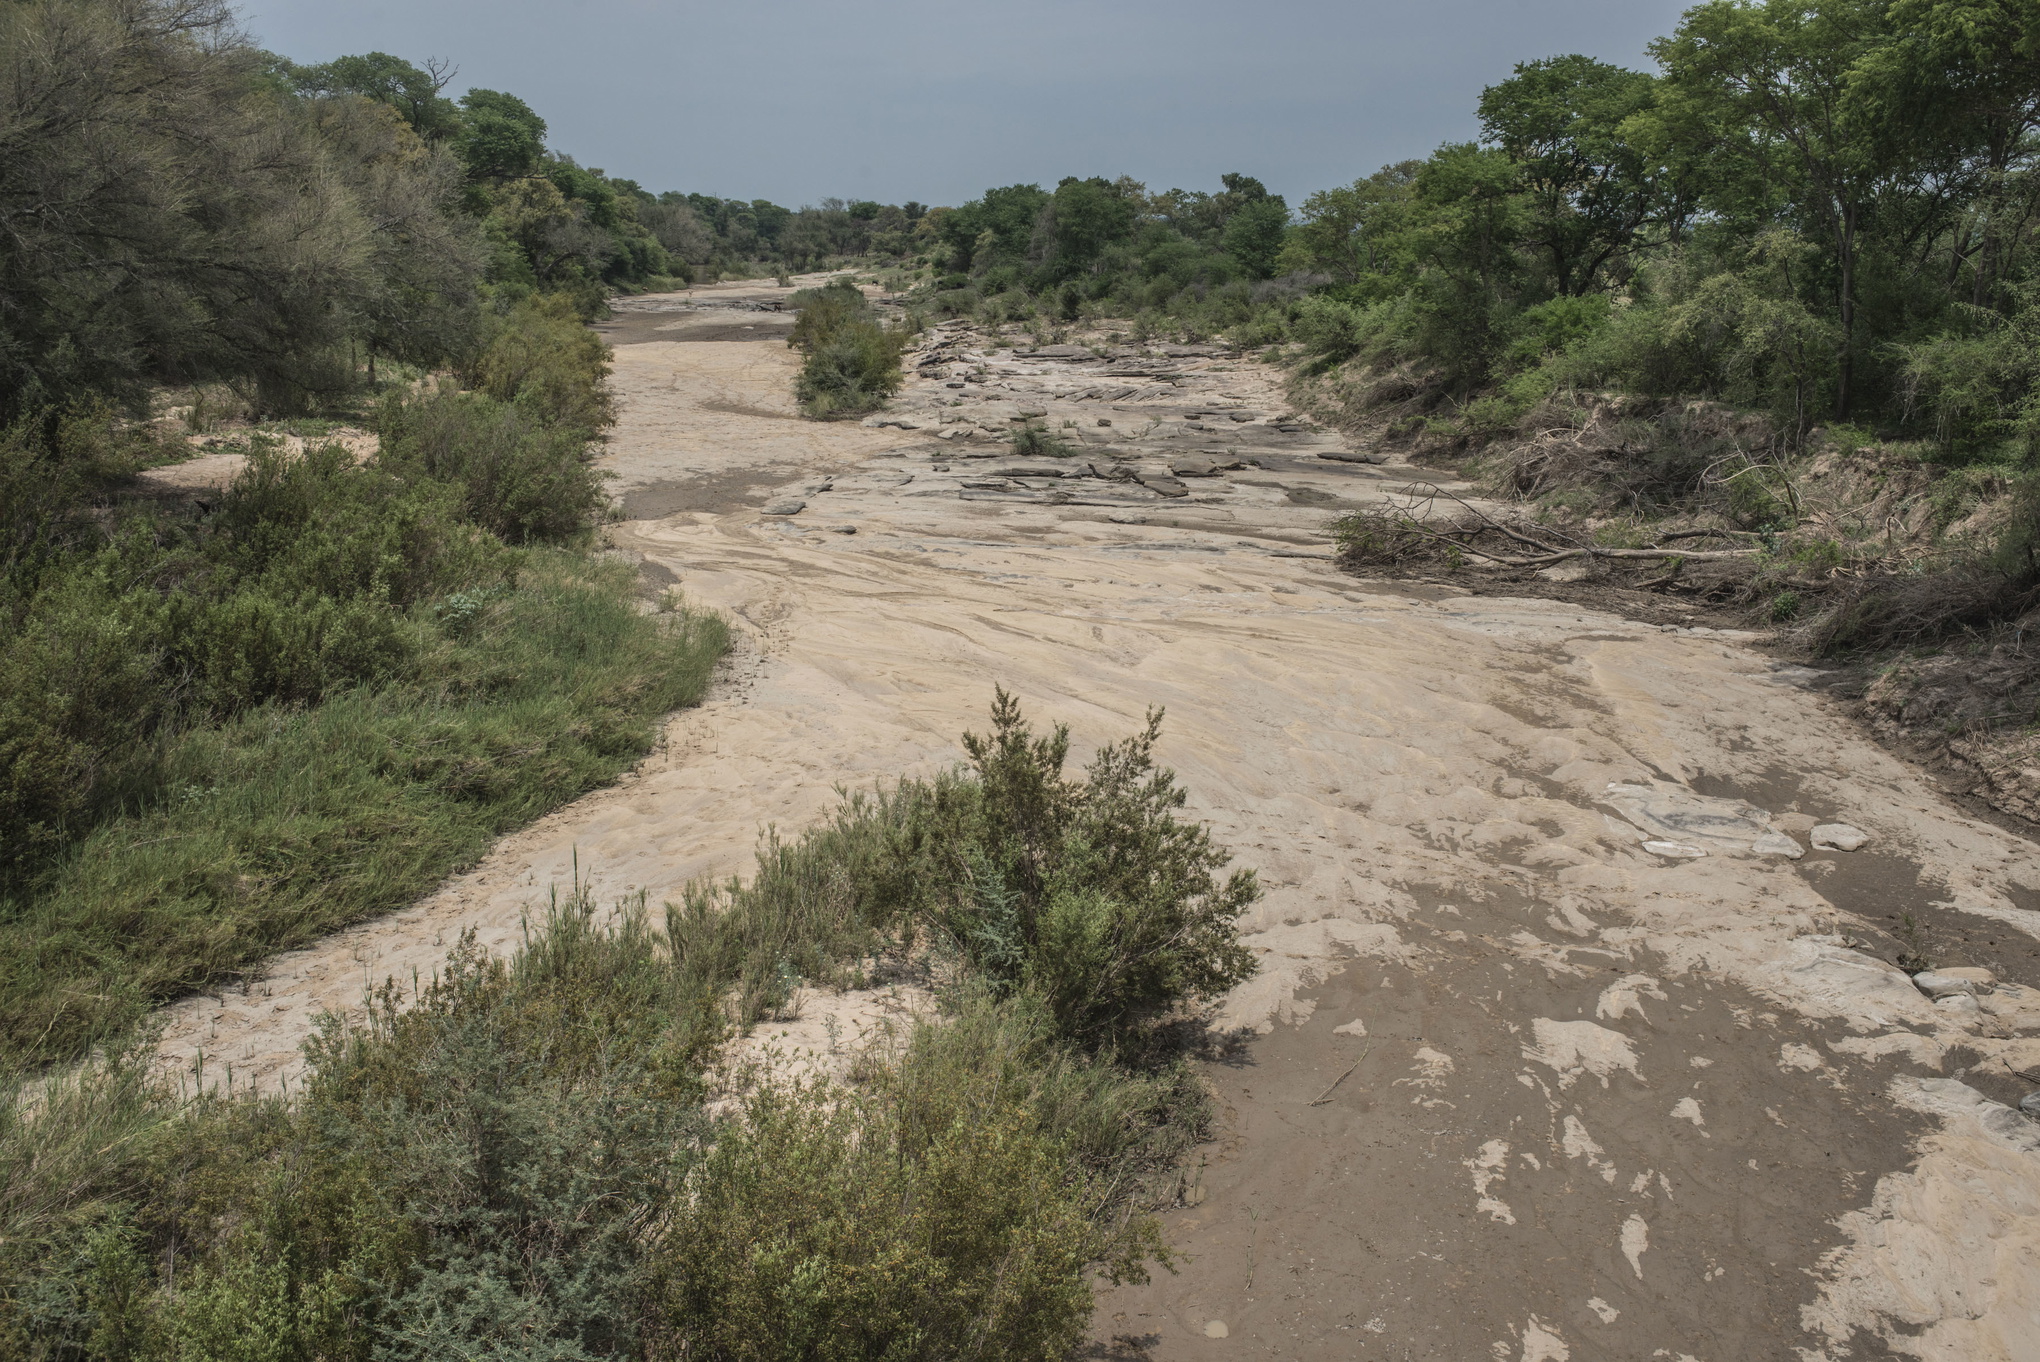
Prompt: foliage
<box><xmin>1</xmin><ymin>693</ymin><xmax>1245</xmax><ymax>1359</ymax></box>
<box><xmin>788</xmin><ymin>282</ymin><xmax>908</xmax><ymax>418</ymax></box>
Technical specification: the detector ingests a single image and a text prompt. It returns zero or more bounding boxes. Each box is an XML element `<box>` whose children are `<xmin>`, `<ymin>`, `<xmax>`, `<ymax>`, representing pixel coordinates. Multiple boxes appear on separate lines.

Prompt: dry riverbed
<box><xmin>156</xmin><ymin>279</ymin><xmax>2040</xmax><ymax>1362</ymax></box>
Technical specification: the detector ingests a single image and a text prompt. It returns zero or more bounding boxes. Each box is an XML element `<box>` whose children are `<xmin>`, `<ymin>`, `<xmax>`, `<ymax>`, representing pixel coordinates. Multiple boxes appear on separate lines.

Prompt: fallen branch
<box><xmin>1309</xmin><ymin>1046</ymin><xmax>1373</xmax><ymax>1105</ymax></box>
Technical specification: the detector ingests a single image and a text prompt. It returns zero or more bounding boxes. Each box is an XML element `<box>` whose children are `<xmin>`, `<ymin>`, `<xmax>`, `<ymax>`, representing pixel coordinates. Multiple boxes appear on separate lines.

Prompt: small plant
<box><xmin>1894</xmin><ymin>911</ymin><xmax>1935</xmax><ymax>974</ymax></box>
<box><xmin>1010</xmin><ymin>421</ymin><xmax>1076</xmax><ymax>458</ymax></box>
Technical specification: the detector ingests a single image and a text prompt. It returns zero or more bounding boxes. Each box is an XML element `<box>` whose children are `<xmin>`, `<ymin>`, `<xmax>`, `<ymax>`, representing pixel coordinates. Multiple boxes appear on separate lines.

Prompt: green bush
<box><xmin>467</xmin><ymin>293</ymin><xmax>615</xmax><ymax>432</ymax></box>
<box><xmin>852</xmin><ymin>692</ymin><xmax>1259</xmax><ymax>1047</ymax></box>
<box><xmin>378</xmin><ymin>390</ymin><xmax>611</xmax><ymax>543</ymax></box>
<box><xmin>787</xmin><ymin>281</ymin><xmax>907</xmax><ymax>418</ymax></box>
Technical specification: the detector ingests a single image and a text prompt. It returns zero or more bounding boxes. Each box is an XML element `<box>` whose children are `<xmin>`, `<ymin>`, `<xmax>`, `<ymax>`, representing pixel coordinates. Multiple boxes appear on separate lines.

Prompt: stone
<box><xmin>1318</xmin><ymin>449</ymin><xmax>1386</xmax><ymax>464</ymax></box>
<box><xmin>1014</xmin><ymin>407</ymin><xmax>1047</xmax><ymax>419</ymax></box>
<box><xmin>1170</xmin><ymin>457</ymin><xmax>1222</xmax><ymax>477</ymax></box>
<box><xmin>2021</xmin><ymin>1092</ymin><xmax>2040</xmax><ymax>1118</ymax></box>
<box><xmin>1096</xmin><ymin>418</ymin><xmax>1112</xmax><ymax>426</ymax></box>
<box><xmin>1229</xmin><ymin>412</ymin><xmax>1259</xmax><ymax>422</ymax></box>
<box><xmin>1137</xmin><ymin>473</ymin><xmax>1189</xmax><ymax>498</ymax></box>
<box><xmin>1811</xmin><ymin>822</ymin><xmax>1871</xmax><ymax>851</ymax></box>
<box><xmin>1934</xmin><ymin>992</ymin><xmax>1982</xmax><ymax>1016</ymax></box>
<box><xmin>827</xmin><ymin>524</ymin><xmax>856</xmax><ymax>534</ymax></box>
<box><xmin>760</xmin><ymin>498</ymin><xmax>805</xmax><ymax>516</ymax></box>
<box><xmin>931</xmin><ymin>464</ymin><xmax>950</xmax><ymax>472</ymax></box>
<box><xmin>1751</xmin><ymin>830</ymin><xmax>1805</xmax><ymax>858</ymax></box>
<box><xmin>1913</xmin><ymin>971</ymin><xmax>1980</xmax><ymax>1000</ymax></box>
<box><xmin>1642</xmin><ymin>840</ymin><xmax>1706</xmax><ymax>859</ymax></box>
<box><xmin>992</xmin><ymin>466</ymin><xmax>1065</xmax><ymax>479</ymax></box>
<box><xmin>1938</xmin><ymin>967</ymin><xmax>1997</xmax><ymax>992</ymax></box>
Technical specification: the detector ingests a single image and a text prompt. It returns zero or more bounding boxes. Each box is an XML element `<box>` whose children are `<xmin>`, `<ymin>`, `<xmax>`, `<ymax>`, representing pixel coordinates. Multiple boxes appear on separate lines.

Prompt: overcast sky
<box><xmin>242</xmin><ymin>0</ymin><xmax>1693</xmax><ymax>208</ymax></box>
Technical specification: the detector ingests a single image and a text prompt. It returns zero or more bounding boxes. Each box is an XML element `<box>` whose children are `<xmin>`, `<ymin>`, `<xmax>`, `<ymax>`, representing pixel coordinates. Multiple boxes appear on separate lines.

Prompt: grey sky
<box><xmin>243</xmin><ymin>0</ymin><xmax>1693</xmax><ymax>208</ymax></box>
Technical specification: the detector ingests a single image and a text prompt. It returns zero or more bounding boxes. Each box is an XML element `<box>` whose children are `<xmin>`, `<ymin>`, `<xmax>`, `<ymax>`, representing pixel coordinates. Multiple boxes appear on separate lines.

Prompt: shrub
<box><xmin>378</xmin><ymin>390</ymin><xmax>611</xmax><ymax>543</ymax></box>
<box><xmin>787</xmin><ymin>282</ymin><xmax>907</xmax><ymax>418</ymax></box>
<box><xmin>4</xmin><ymin>694</ymin><xmax>1241</xmax><ymax>1359</ymax></box>
<box><xmin>467</xmin><ymin>294</ymin><xmax>616</xmax><ymax>432</ymax></box>
<box><xmin>858</xmin><ymin>692</ymin><xmax>1259</xmax><ymax>1047</ymax></box>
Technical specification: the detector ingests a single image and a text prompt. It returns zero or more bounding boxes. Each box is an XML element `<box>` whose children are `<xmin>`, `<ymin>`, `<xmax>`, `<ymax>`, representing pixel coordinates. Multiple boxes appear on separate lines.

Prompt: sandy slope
<box><xmin>155</xmin><ymin>281</ymin><xmax>2040</xmax><ymax>1361</ymax></box>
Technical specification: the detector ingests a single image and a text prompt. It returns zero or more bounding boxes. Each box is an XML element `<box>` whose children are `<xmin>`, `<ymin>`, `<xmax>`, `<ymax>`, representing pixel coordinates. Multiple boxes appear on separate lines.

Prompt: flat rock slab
<box><xmin>1319</xmin><ymin>449</ymin><xmax>1387</xmax><ymax>464</ymax></box>
<box><xmin>1137</xmin><ymin>473</ymin><xmax>1190</xmax><ymax>498</ymax></box>
<box><xmin>761</xmin><ymin>498</ymin><xmax>806</xmax><ymax>516</ymax></box>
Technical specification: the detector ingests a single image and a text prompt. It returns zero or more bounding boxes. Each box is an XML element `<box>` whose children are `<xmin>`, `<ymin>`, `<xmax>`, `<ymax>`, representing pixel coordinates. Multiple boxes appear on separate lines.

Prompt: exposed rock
<box><xmin>1811</xmin><ymin>822</ymin><xmax>1871</xmax><ymax>851</ymax></box>
<box><xmin>1170</xmin><ymin>457</ymin><xmax>1223</xmax><ymax>477</ymax></box>
<box><xmin>992</xmin><ymin>466</ymin><xmax>1066</xmax><ymax>479</ymax></box>
<box><xmin>1938</xmin><ymin>966</ymin><xmax>1997</xmax><ymax>992</ymax></box>
<box><xmin>1913</xmin><ymin>970</ymin><xmax>1981</xmax><ymax>1000</ymax></box>
<box><xmin>761</xmin><ymin>498</ymin><xmax>805</xmax><ymax>516</ymax></box>
<box><xmin>826</xmin><ymin>524</ymin><xmax>857</xmax><ymax>534</ymax></box>
<box><xmin>1319</xmin><ymin>449</ymin><xmax>1387</xmax><ymax>465</ymax></box>
<box><xmin>1138</xmin><ymin>473</ymin><xmax>1190</xmax><ymax>498</ymax></box>
<box><xmin>1751</xmin><ymin>830</ymin><xmax>1806</xmax><ymax>858</ymax></box>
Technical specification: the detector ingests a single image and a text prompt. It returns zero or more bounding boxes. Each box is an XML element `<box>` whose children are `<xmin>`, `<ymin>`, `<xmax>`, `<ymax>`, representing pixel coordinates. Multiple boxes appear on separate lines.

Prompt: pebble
<box><xmin>1811</xmin><ymin>823</ymin><xmax>1871</xmax><ymax>851</ymax></box>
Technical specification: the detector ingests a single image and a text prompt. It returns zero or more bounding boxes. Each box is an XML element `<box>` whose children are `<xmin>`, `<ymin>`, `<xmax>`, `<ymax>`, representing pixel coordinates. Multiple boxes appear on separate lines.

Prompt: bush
<box><xmin>467</xmin><ymin>293</ymin><xmax>615</xmax><ymax>432</ymax></box>
<box><xmin>852</xmin><ymin>692</ymin><xmax>1259</xmax><ymax>1047</ymax></box>
<box><xmin>378</xmin><ymin>390</ymin><xmax>611</xmax><ymax>543</ymax></box>
<box><xmin>787</xmin><ymin>281</ymin><xmax>907</xmax><ymax>418</ymax></box>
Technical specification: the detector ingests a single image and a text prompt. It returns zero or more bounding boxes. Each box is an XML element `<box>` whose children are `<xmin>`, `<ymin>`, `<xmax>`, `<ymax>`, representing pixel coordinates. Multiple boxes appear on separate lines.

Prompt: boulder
<box><xmin>1170</xmin><ymin>457</ymin><xmax>1223</xmax><ymax>478</ymax></box>
<box><xmin>1811</xmin><ymin>823</ymin><xmax>1871</xmax><ymax>851</ymax></box>
<box><xmin>1938</xmin><ymin>966</ymin><xmax>1997</xmax><ymax>992</ymax></box>
<box><xmin>1912</xmin><ymin>971</ymin><xmax>1980</xmax><ymax>1000</ymax></box>
<box><xmin>761</xmin><ymin>498</ymin><xmax>805</xmax><ymax>516</ymax></box>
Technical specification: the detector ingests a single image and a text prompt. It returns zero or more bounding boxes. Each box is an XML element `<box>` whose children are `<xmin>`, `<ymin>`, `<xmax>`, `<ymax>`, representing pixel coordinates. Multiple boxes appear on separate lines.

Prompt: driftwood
<box><xmin>1373</xmin><ymin>482</ymin><xmax>1765</xmax><ymax>570</ymax></box>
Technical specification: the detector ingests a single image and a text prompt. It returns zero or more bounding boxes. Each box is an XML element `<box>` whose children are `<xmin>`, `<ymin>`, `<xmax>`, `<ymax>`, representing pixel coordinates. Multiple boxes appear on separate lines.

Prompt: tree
<box><xmin>1288</xmin><ymin>162</ymin><xmax>1421</xmax><ymax>284</ymax></box>
<box><xmin>1036</xmin><ymin>176</ymin><xmax>1138</xmax><ymax>280</ymax></box>
<box><xmin>1653</xmin><ymin>0</ymin><xmax>1901</xmax><ymax>416</ymax></box>
<box><xmin>456</xmin><ymin>88</ymin><xmax>546</xmax><ymax>181</ymax></box>
<box><xmin>1213</xmin><ymin>173</ymin><xmax>1289</xmax><ymax>279</ymax></box>
<box><xmin>292</xmin><ymin>50</ymin><xmax>459</xmax><ymax>141</ymax></box>
<box><xmin>1478</xmin><ymin>55</ymin><xmax>1661</xmax><ymax>295</ymax></box>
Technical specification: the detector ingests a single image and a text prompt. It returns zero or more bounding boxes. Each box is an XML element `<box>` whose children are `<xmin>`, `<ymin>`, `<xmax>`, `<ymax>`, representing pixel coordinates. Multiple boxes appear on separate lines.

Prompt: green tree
<box><xmin>1653</xmin><ymin>0</ymin><xmax>1901</xmax><ymax>416</ymax></box>
<box><xmin>1478</xmin><ymin>55</ymin><xmax>1662</xmax><ymax>296</ymax></box>
<box><xmin>291</xmin><ymin>50</ymin><xmax>460</xmax><ymax>140</ymax></box>
<box><xmin>456</xmin><ymin>88</ymin><xmax>546</xmax><ymax>181</ymax></box>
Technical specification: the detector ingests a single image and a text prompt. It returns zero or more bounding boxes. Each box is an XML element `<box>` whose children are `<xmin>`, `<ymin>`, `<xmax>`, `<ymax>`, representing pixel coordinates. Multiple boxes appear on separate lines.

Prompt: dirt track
<box><xmin>156</xmin><ymin>280</ymin><xmax>2040</xmax><ymax>1361</ymax></box>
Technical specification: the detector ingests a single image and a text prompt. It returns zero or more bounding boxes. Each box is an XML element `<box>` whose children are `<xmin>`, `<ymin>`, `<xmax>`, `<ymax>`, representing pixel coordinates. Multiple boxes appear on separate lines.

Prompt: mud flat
<box><xmin>157</xmin><ymin>280</ymin><xmax>2040</xmax><ymax>1361</ymax></box>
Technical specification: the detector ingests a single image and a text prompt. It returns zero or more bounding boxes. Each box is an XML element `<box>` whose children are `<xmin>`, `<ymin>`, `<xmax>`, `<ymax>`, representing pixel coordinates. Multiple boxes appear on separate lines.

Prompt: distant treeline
<box><xmin>921</xmin><ymin>0</ymin><xmax>2040</xmax><ymax>456</ymax></box>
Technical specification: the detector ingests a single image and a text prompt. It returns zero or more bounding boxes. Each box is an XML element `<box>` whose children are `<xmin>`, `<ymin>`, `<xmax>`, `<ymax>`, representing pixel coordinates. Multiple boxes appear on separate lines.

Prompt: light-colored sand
<box><xmin>150</xmin><ymin>288</ymin><xmax>2040</xmax><ymax>1358</ymax></box>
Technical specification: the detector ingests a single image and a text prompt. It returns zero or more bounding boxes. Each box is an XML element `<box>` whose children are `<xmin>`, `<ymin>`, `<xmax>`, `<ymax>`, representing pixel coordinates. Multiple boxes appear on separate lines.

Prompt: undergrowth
<box><xmin>3</xmin><ymin>694</ymin><xmax>1253</xmax><ymax>1360</ymax></box>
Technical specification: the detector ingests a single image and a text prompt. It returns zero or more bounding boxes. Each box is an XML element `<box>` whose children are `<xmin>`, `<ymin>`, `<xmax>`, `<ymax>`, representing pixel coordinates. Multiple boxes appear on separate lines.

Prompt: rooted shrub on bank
<box><xmin>0</xmin><ymin>297</ymin><xmax>727</xmax><ymax>1066</ymax></box>
<box><xmin>4</xmin><ymin>696</ymin><xmax>1249</xmax><ymax>1360</ymax></box>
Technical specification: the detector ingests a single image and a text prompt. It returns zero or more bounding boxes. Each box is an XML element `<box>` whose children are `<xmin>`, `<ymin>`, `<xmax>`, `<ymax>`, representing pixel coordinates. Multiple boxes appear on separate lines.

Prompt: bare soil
<box><xmin>151</xmin><ymin>280</ymin><xmax>2040</xmax><ymax>1361</ymax></box>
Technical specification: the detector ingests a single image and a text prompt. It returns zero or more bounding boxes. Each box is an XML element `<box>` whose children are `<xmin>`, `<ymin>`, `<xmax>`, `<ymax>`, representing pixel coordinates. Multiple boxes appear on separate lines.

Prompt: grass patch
<box><xmin>0</xmin><ymin>552</ymin><xmax>726</xmax><ymax>1066</ymax></box>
